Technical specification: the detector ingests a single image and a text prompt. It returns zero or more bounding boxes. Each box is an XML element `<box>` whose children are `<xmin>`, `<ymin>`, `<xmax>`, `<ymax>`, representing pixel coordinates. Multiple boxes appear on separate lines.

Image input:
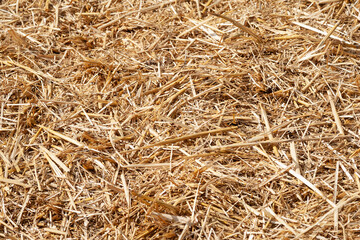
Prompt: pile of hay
<box><xmin>1</xmin><ymin>0</ymin><xmax>360</xmax><ymax>238</ymax></box>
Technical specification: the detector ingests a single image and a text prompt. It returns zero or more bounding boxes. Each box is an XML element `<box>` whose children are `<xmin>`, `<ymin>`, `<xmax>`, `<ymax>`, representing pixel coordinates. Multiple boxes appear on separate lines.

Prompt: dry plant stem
<box><xmin>258</xmin><ymin>163</ymin><xmax>295</xmax><ymax>188</ymax></box>
<box><xmin>177</xmin><ymin>18</ymin><xmax>213</xmax><ymax>38</ymax></box>
<box><xmin>264</xmin><ymin>207</ymin><xmax>298</xmax><ymax>235</ymax></box>
<box><xmin>260</xmin><ymin>103</ymin><xmax>279</xmax><ymax>157</ymax></box>
<box><xmin>290</xmin><ymin>142</ymin><xmax>301</xmax><ymax>175</ymax></box>
<box><xmin>39</xmin><ymin>145</ymin><xmax>70</xmax><ymax>173</ymax></box>
<box><xmin>107</xmin><ymin>184</ymin><xmax>179</xmax><ymax>214</ymax></box>
<box><xmin>316</xmin><ymin>21</ymin><xmax>340</xmax><ymax>50</ymax></box>
<box><xmin>97</xmin><ymin>0</ymin><xmax>176</xmax><ymax>29</ymax></box>
<box><xmin>328</xmin><ymin>91</ymin><xmax>344</xmax><ymax>135</ymax></box>
<box><xmin>210</xmin><ymin>12</ymin><xmax>264</xmax><ymax>43</ymax></box>
<box><xmin>121</xmin><ymin>126</ymin><xmax>238</xmax><ymax>153</ymax></box>
<box><xmin>211</xmin><ymin>134</ymin><xmax>351</xmax><ymax>150</ymax></box>
<box><xmin>247</xmin><ymin>121</ymin><xmax>292</xmax><ymax>142</ymax></box>
<box><xmin>37</xmin><ymin>125</ymin><xmax>83</xmax><ymax>147</ymax></box>
<box><xmin>0</xmin><ymin>178</ymin><xmax>30</xmax><ymax>188</ymax></box>
<box><xmin>334</xmin><ymin>160</ymin><xmax>340</xmax><ymax>234</ymax></box>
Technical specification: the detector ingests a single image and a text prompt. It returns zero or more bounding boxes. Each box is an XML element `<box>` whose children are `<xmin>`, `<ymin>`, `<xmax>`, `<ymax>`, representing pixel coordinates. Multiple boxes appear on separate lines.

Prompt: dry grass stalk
<box><xmin>328</xmin><ymin>90</ymin><xmax>345</xmax><ymax>135</ymax></box>
<box><xmin>210</xmin><ymin>12</ymin><xmax>264</xmax><ymax>42</ymax></box>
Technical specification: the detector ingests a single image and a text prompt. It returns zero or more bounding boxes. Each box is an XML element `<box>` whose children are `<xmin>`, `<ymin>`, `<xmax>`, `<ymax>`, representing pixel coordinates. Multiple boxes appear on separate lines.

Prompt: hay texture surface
<box><xmin>1</xmin><ymin>0</ymin><xmax>360</xmax><ymax>239</ymax></box>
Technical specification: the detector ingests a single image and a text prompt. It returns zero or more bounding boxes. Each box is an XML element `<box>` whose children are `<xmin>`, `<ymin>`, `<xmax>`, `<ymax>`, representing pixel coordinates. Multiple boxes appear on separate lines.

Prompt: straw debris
<box><xmin>1</xmin><ymin>0</ymin><xmax>360</xmax><ymax>239</ymax></box>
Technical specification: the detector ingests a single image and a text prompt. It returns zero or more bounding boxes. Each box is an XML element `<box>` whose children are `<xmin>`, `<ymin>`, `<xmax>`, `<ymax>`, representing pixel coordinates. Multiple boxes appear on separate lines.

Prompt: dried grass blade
<box><xmin>17</xmin><ymin>188</ymin><xmax>32</xmax><ymax>224</ymax></box>
<box><xmin>333</xmin><ymin>161</ymin><xmax>340</xmax><ymax>233</ymax></box>
<box><xmin>151</xmin><ymin>212</ymin><xmax>192</xmax><ymax>224</ymax></box>
<box><xmin>41</xmin><ymin>149</ymin><xmax>66</xmax><ymax>178</ymax></box>
<box><xmin>167</xmin><ymin>84</ymin><xmax>223</xmax><ymax>117</ymax></box>
<box><xmin>260</xmin><ymin>104</ymin><xmax>279</xmax><ymax>156</ymax></box>
<box><xmin>316</xmin><ymin>21</ymin><xmax>340</xmax><ymax>49</ymax></box>
<box><xmin>143</xmin><ymin>126</ymin><xmax>238</xmax><ymax>148</ymax></box>
<box><xmin>121</xmin><ymin>170</ymin><xmax>131</xmax><ymax>208</ymax></box>
<box><xmin>272</xmin><ymin>34</ymin><xmax>303</xmax><ymax>40</ymax></box>
<box><xmin>37</xmin><ymin>125</ymin><xmax>84</xmax><ymax>147</ymax></box>
<box><xmin>131</xmin><ymin>191</ymin><xmax>179</xmax><ymax>214</ymax></box>
<box><xmin>107</xmin><ymin>184</ymin><xmax>179</xmax><ymax>214</ymax></box>
<box><xmin>39</xmin><ymin>145</ymin><xmax>70</xmax><ymax>173</ymax></box>
<box><xmin>328</xmin><ymin>91</ymin><xmax>344</xmax><ymax>135</ymax></box>
<box><xmin>290</xmin><ymin>142</ymin><xmax>301</xmax><ymax>175</ymax></box>
<box><xmin>211</xmin><ymin>13</ymin><xmax>263</xmax><ymax>42</ymax></box>
<box><xmin>0</xmin><ymin>178</ymin><xmax>31</xmax><ymax>188</ymax></box>
<box><xmin>135</xmin><ymin>227</ymin><xmax>157</xmax><ymax>240</ymax></box>
<box><xmin>0</xmin><ymin>150</ymin><xmax>11</xmax><ymax>165</ymax></box>
<box><xmin>264</xmin><ymin>207</ymin><xmax>298</xmax><ymax>235</ymax></box>
<box><xmin>258</xmin><ymin>163</ymin><xmax>295</xmax><ymax>188</ymax></box>
<box><xmin>97</xmin><ymin>0</ymin><xmax>176</xmax><ymax>29</ymax></box>
<box><xmin>247</xmin><ymin>121</ymin><xmax>292</xmax><ymax>142</ymax></box>
<box><xmin>177</xmin><ymin>18</ymin><xmax>213</xmax><ymax>38</ymax></box>
<box><xmin>43</xmin><ymin>228</ymin><xmax>67</xmax><ymax>235</ymax></box>
<box><xmin>211</xmin><ymin>135</ymin><xmax>350</xmax><ymax>150</ymax></box>
<box><xmin>189</xmin><ymin>18</ymin><xmax>222</xmax><ymax>41</ymax></box>
<box><xmin>145</xmin><ymin>74</ymin><xmax>186</xmax><ymax>95</ymax></box>
<box><xmin>122</xmin><ymin>163</ymin><xmax>173</xmax><ymax>169</ymax></box>
<box><xmin>349</xmin><ymin>148</ymin><xmax>360</xmax><ymax>159</ymax></box>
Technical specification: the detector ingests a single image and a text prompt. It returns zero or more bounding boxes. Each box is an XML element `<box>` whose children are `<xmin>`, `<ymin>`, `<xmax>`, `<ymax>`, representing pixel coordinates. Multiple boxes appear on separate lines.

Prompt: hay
<box><xmin>1</xmin><ymin>0</ymin><xmax>360</xmax><ymax>239</ymax></box>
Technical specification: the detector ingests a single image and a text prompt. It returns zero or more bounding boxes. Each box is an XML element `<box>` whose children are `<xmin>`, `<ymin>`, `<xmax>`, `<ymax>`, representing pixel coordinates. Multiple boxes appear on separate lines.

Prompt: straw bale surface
<box><xmin>1</xmin><ymin>0</ymin><xmax>360</xmax><ymax>239</ymax></box>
